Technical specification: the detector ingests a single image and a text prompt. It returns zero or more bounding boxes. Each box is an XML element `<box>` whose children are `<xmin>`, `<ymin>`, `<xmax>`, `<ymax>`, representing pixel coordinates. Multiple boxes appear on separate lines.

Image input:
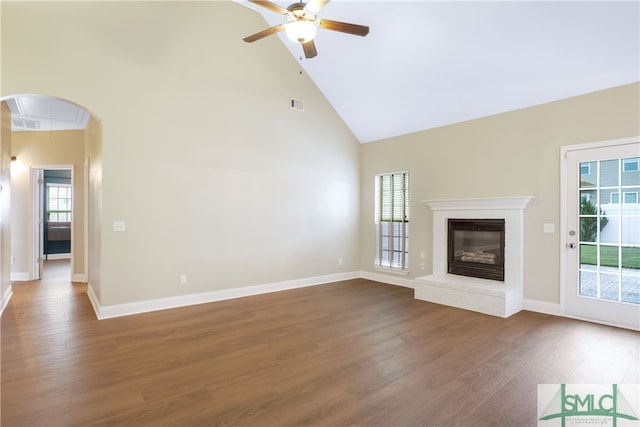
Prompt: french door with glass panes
<box><xmin>563</xmin><ymin>138</ymin><xmax>640</xmax><ymax>330</ymax></box>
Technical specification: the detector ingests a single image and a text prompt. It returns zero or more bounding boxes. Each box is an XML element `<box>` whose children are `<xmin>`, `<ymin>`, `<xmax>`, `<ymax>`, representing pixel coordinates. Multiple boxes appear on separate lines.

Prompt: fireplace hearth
<box><xmin>448</xmin><ymin>219</ymin><xmax>505</xmax><ymax>281</ymax></box>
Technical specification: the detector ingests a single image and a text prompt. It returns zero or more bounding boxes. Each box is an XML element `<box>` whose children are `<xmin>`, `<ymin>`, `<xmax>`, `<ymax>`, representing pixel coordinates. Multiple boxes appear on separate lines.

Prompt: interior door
<box><xmin>563</xmin><ymin>138</ymin><xmax>640</xmax><ymax>330</ymax></box>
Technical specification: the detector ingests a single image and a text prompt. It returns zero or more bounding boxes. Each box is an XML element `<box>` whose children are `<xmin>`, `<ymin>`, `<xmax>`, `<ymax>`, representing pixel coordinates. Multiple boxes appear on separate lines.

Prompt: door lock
<box><xmin>568</xmin><ymin>243</ymin><xmax>576</xmax><ymax>249</ymax></box>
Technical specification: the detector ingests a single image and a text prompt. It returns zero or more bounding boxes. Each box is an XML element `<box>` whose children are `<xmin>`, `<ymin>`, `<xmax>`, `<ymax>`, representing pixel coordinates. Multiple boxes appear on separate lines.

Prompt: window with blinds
<box><xmin>47</xmin><ymin>184</ymin><xmax>72</xmax><ymax>222</ymax></box>
<box><xmin>375</xmin><ymin>172</ymin><xmax>410</xmax><ymax>270</ymax></box>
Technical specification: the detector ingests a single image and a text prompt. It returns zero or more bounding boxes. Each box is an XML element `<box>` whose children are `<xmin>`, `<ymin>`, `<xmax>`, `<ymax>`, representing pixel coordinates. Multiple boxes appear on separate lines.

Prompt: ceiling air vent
<box><xmin>12</xmin><ymin>118</ymin><xmax>40</xmax><ymax>130</ymax></box>
<box><xmin>290</xmin><ymin>98</ymin><xmax>304</xmax><ymax>112</ymax></box>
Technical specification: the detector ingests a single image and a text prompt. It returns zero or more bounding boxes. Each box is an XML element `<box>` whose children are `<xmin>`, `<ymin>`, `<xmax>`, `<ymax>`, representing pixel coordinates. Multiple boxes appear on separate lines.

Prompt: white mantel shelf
<box><xmin>422</xmin><ymin>196</ymin><xmax>534</xmax><ymax>211</ymax></box>
<box><xmin>415</xmin><ymin>196</ymin><xmax>534</xmax><ymax>318</ymax></box>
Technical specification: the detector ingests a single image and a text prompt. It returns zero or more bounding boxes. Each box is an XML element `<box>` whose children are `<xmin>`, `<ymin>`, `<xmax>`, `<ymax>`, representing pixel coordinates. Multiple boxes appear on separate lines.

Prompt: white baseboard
<box><xmin>523</xmin><ymin>298</ymin><xmax>561</xmax><ymax>316</ymax></box>
<box><xmin>1</xmin><ymin>284</ymin><xmax>13</xmax><ymax>316</ymax></box>
<box><xmin>72</xmin><ymin>274</ymin><xmax>88</xmax><ymax>283</ymax></box>
<box><xmin>88</xmin><ymin>271</ymin><xmax>361</xmax><ymax>320</ymax></box>
<box><xmin>83</xmin><ymin>270</ymin><xmax>570</xmax><ymax>323</ymax></box>
<box><xmin>86</xmin><ymin>284</ymin><xmax>101</xmax><ymax>319</ymax></box>
<box><xmin>10</xmin><ymin>272</ymin><xmax>29</xmax><ymax>282</ymax></box>
<box><xmin>359</xmin><ymin>271</ymin><xmax>416</xmax><ymax>289</ymax></box>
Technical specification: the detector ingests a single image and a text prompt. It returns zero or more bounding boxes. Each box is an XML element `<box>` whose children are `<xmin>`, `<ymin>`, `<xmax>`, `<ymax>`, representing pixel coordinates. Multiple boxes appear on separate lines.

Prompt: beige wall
<box><xmin>10</xmin><ymin>130</ymin><xmax>86</xmax><ymax>279</ymax></box>
<box><xmin>361</xmin><ymin>82</ymin><xmax>640</xmax><ymax>304</ymax></box>
<box><xmin>1</xmin><ymin>102</ymin><xmax>12</xmax><ymax>305</ymax></box>
<box><xmin>2</xmin><ymin>1</ymin><xmax>361</xmax><ymax>306</ymax></box>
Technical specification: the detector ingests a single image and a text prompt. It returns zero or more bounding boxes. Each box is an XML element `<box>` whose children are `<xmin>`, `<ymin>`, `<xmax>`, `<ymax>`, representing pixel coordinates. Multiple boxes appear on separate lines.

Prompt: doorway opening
<box><xmin>3</xmin><ymin>93</ymin><xmax>99</xmax><ymax>287</ymax></box>
<box><xmin>41</xmin><ymin>168</ymin><xmax>73</xmax><ymax>281</ymax></box>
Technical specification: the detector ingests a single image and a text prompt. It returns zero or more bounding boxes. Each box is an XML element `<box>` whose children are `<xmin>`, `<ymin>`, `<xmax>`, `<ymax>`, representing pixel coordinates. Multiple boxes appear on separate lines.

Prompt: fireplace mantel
<box><xmin>415</xmin><ymin>196</ymin><xmax>534</xmax><ymax>317</ymax></box>
<box><xmin>423</xmin><ymin>196</ymin><xmax>534</xmax><ymax>211</ymax></box>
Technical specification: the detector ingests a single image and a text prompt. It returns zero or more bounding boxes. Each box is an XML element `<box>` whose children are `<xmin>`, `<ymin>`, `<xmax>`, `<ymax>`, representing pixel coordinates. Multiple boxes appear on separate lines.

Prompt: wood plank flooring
<box><xmin>2</xmin><ymin>260</ymin><xmax>639</xmax><ymax>426</ymax></box>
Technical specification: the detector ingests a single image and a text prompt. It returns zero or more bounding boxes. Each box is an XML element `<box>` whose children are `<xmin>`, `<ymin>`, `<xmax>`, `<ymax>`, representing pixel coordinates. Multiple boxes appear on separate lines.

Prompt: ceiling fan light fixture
<box><xmin>285</xmin><ymin>20</ymin><xmax>317</xmax><ymax>43</ymax></box>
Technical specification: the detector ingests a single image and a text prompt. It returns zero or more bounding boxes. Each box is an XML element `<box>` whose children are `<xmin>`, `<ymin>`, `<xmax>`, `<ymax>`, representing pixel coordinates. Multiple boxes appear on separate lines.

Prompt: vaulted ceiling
<box><xmin>5</xmin><ymin>2</ymin><xmax>639</xmax><ymax>143</ymax></box>
<box><xmin>241</xmin><ymin>0</ymin><xmax>640</xmax><ymax>143</ymax></box>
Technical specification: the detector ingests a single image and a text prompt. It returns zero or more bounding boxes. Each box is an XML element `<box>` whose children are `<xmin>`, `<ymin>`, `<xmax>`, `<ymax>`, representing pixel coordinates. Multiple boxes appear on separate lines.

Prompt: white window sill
<box><xmin>373</xmin><ymin>266</ymin><xmax>410</xmax><ymax>276</ymax></box>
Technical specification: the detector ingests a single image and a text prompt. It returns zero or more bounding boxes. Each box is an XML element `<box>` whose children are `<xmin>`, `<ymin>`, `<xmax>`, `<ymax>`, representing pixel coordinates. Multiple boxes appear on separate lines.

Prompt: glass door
<box><xmin>564</xmin><ymin>139</ymin><xmax>640</xmax><ymax>330</ymax></box>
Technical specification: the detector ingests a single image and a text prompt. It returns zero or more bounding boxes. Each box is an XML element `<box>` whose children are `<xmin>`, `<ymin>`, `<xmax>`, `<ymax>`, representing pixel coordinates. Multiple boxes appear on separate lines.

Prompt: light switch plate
<box><xmin>543</xmin><ymin>223</ymin><xmax>555</xmax><ymax>234</ymax></box>
<box><xmin>113</xmin><ymin>221</ymin><xmax>126</xmax><ymax>232</ymax></box>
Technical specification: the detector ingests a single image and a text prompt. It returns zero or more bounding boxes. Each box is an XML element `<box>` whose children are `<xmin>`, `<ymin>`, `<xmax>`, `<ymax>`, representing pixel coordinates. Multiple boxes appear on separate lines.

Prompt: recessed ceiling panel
<box><xmin>5</xmin><ymin>95</ymin><xmax>91</xmax><ymax>132</ymax></box>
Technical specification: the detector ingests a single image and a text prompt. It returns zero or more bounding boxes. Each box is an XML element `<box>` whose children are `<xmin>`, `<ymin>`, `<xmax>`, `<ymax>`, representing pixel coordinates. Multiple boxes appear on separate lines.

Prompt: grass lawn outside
<box><xmin>580</xmin><ymin>244</ymin><xmax>640</xmax><ymax>269</ymax></box>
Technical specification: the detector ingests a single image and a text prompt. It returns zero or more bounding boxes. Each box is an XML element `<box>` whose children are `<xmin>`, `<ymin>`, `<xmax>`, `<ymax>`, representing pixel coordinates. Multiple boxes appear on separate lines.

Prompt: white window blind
<box><xmin>376</xmin><ymin>172</ymin><xmax>410</xmax><ymax>270</ymax></box>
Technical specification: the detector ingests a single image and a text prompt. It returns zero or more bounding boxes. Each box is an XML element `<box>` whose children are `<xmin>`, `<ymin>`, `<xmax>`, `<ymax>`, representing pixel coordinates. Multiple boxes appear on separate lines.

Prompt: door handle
<box><xmin>567</xmin><ymin>243</ymin><xmax>576</xmax><ymax>249</ymax></box>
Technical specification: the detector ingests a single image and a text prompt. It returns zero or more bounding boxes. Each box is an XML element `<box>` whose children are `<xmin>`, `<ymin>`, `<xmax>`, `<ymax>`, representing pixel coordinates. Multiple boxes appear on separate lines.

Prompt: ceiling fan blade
<box><xmin>319</xmin><ymin>19</ymin><xmax>369</xmax><ymax>37</ymax></box>
<box><xmin>304</xmin><ymin>0</ymin><xmax>330</xmax><ymax>14</ymax></box>
<box><xmin>243</xmin><ymin>24</ymin><xmax>286</xmax><ymax>43</ymax></box>
<box><xmin>247</xmin><ymin>0</ymin><xmax>289</xmax><ymax>15</ymax></box>
<box><xmin>302</xmin><ymin>40</ymin><xmax>317</xmax><ymax>59</ymax></box>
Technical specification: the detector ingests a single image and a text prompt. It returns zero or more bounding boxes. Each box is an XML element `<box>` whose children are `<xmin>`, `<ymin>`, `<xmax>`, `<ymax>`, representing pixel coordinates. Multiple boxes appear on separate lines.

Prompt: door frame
<box><xmin>30</xmin><ymin>165</ymin><xmax>75</xmax><ymax>281</ymax></box>
<box><xmin>560</xmin><ymin>135</ymin><xmax>640</xmax><ymax>329</ymax></box>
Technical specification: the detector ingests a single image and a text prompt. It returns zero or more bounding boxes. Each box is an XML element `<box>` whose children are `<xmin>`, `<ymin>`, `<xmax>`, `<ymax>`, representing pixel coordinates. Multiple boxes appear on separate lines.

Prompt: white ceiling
<box><xmin>241</xmin><ymin>0</ymin><xmax>640</xmax><ymax>143</ymax></box>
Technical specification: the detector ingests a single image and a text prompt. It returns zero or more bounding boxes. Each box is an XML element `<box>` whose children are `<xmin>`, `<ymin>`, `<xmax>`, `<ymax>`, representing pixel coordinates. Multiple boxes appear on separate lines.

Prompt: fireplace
<box><xmin>448</xmin><ymin>219</ymin><xmax>505</xmax><ymax>281</ymax></box>
<box><xmin>415</xmin><ymin>196</ymin><xmax>533</xmax><ymax>317</ymax></box>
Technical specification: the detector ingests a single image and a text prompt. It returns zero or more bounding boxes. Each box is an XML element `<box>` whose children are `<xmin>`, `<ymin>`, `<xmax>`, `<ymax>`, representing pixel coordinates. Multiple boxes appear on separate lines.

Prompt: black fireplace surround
<box><xmin>448</xmin><ymin>218</ymin><xmax>505</xmax><ymax>281</ymax></box>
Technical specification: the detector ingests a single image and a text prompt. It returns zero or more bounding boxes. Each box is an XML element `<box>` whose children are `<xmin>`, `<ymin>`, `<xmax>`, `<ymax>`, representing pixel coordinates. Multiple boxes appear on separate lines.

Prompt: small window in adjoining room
<box><xmin>623</xmin><ymin>157</ymin><xmax>639</xmax><ymax>172</ymax></box>
<box><xmin>48</xmin><ymin>184</ymin><xmax>72</xmax><ymax>221</ymax></box>
<box><xmin>375</xmin><ymin>172</ymin><xmax>410</xmax><ymax>271</ymax></box>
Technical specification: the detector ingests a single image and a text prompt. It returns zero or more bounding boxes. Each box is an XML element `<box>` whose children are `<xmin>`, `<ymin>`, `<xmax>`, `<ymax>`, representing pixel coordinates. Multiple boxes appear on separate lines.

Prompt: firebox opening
<box><xmin>448</xmin><ymin>219</ymin><xmax>505</xmax><ymax>281</ymax></box>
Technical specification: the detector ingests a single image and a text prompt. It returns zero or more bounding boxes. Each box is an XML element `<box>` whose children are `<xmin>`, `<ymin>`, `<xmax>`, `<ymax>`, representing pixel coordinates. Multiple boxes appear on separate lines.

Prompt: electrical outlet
<box><xmin>338</xmin><ymin>258</ymin><xmax>343</xmax><ymax>266</ymax></box>
<box><xmin>113</xmin><ymin>221</ymin><xmax>126</xmax><ymax>232</ymax></box>
<box><xmin>543</xmin><ymin>223</ymin><xmax>555</xmax><ymax>234</ymax></box>
<box><xmin>10</xmin><ymin>256</ymin><xmax>15</xmax><ymax>265</ymax></box>
<box><xmin>179</xmin><ymin>274</ymin><xmax>188</xmax><ymax>286</ymax></box>
<box><xmin>420</xmin><ymin>262</ymin><xmax>425</xmax><ymax>270</ymax></box>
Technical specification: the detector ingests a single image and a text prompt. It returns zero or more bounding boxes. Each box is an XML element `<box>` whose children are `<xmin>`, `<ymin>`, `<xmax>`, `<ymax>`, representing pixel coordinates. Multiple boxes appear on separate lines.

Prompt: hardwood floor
<box><xmin>2</xmin><ymin>261</ymin><xmax>639</xmax><ymax>426</ymax></box>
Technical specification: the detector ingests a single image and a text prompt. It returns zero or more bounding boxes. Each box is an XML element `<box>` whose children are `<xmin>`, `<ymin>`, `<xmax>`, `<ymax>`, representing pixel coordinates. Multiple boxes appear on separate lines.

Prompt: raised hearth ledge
<box><xmin>414</xmin><ymin>274</ymin><xmax>523</xmax><ymax>317</ymax></box>
<box><xmin>415</xmin><ymin>196</ymin><xmax>534</xmax><ymax>318</ymax></box>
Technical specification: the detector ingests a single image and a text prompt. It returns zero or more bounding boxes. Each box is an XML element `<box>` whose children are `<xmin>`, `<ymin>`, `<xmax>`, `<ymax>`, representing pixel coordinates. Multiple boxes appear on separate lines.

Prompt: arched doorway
<box><xmin>1</xmin><ymin>94</ymin><xmax>101</xmax><ymax>309</ymax></box>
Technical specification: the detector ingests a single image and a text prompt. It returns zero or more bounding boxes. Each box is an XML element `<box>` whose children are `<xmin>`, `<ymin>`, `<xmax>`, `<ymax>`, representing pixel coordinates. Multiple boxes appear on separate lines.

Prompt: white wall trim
<box><xmin>10</xmin><ymin>272</ymin><xmax>29</xmax><ymax>281</ymax></box>
<box><xmin>86</xmin><ymin>284</ymin><xmax>101</xmax><ymax>319</ymax></box>
<box><xmin>83</xmin><ymin>270</ymin><xmax>615</xmax><ymax>330</ymax></box>
<box><xmin>1</xmin><ymin>284</ymin><xmax>13</xmax><ymax>316</ymax></box>
<box><xmin>360</xmin><ymin>271</ymin><xmax>415</xmax><ymax>289</ymax></box>
<box><xmin>523</xmin><ymin>298</ymin><xmax>561</xmax><ymax>316</ymax></box>
<box><xmin>72</xmin><ymin>274</ymin><xmax>87</xmax><ymax>283</ymax></box>
<box><xmin>88</xmin><ymin>271</ymin><xmax>361</xmax><ymax>320</ymax></box>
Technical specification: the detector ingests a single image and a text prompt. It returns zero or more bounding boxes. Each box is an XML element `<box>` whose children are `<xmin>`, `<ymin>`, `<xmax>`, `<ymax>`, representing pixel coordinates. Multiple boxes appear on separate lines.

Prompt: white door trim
<box><xmin>560</xmin><ymin>135</ymin><xmax>640</xmax><ymax>329</ymax></box>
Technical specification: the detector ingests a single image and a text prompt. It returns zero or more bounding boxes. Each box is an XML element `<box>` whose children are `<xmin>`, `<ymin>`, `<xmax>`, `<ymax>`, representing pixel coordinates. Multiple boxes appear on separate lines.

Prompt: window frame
<box><xmin>374</xmin><ymin>171</ymin><xmax>410</xmax><ymax>272</ymax></box>
<box><xmin>47</xmin><ymin>183</ymin><xmax>73</xmax><ymax>222</ymax></box>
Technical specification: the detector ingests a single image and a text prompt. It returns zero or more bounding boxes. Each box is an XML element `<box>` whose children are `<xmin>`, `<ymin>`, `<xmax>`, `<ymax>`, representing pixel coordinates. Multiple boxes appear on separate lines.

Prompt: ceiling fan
<box><xmin>243</xmin><ymin>0</ymin><xmax>369</xmax><ymax>59</ymax></box>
